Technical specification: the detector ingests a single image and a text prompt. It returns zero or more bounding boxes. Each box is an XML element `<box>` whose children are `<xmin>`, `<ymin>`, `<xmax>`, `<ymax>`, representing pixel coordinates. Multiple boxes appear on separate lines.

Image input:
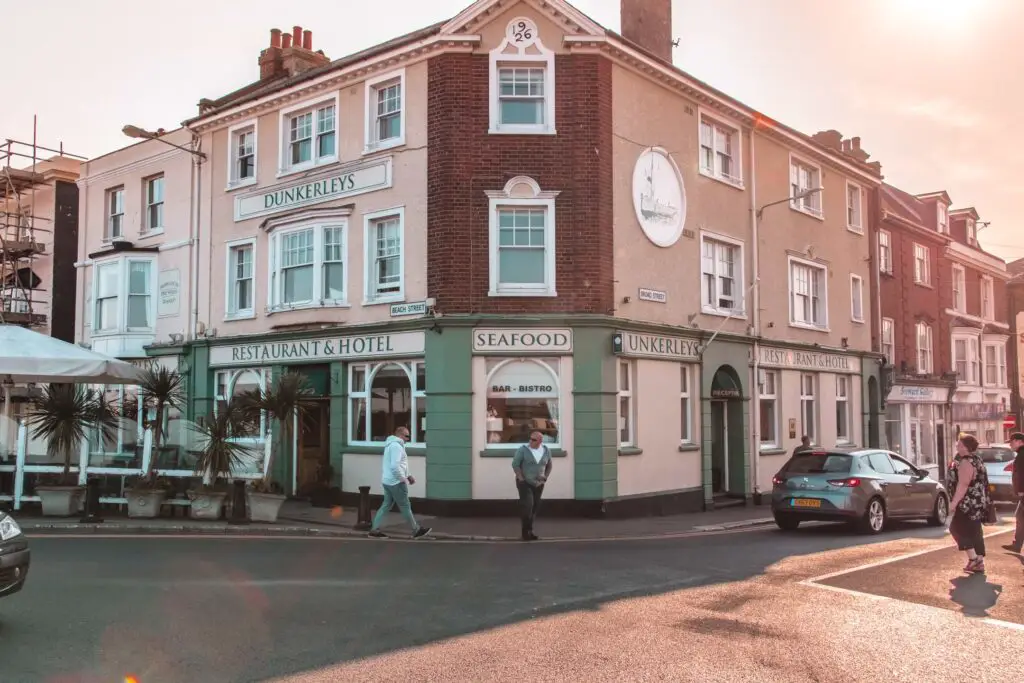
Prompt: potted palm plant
<box><xmin>127</xmin><ymin>367</ymin><xmax>185</xmax><ymax>518</ymax></box>
<box><xmin>188</xmin><ymin>401</ymin><xmax>250</xmax><ymax>520</ymax></box>
<box><xmin>27</xmin><ymin>384</ymin><xmax>118</xmax><ymax>517</ymax></box>
<box><xmin>239</xmin><ymin>372</ymin><xmax>316</xmax><ymax>522</ymax></box>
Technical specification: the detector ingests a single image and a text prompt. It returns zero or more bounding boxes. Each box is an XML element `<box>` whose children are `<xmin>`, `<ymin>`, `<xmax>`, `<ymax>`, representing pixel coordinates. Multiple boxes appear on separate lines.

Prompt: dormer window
<box><xmin>937</xmin><ymin>203</ymin><xmax>947</xmax><ymax>233</ymax></box>
<box><xmin>489</xmin><ymin>18</ymin><xmax>556</xmax><ymax>135</ymax></box>
<box><xmin>967</xmin><ymin>219</ymin><xmax>977</xmax><ymax>245</ymax></box>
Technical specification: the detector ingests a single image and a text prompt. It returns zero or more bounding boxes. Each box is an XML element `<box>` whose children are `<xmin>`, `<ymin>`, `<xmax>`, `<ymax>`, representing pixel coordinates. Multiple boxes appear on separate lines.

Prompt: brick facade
<box><xmin>426</xmin><ymin>52</ymin><xmax>614</xmax><ymax>315</ymax></box>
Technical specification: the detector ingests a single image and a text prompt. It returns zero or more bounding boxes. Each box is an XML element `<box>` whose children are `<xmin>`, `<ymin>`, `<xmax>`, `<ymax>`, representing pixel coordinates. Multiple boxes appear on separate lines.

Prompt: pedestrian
<box><xmin>793</xmin><ymin>435</ymin><xmax>812</xmax><ymax>455</ymax></box>
<box><xmin>512</xmin><ymin>430</ymin><xmax>552</xmax><ymax>541</ymax></box>
<box><xmin>947</xmin><ymin>434</ymin><xmax>989</xmax><ymax>573</ymax></box>
<box><xmin>367</xmin><ymin>426</ymin><xmax>431</xmax><ymax>539</ymax></box>
<box><xmin>1001</xmin><ymin>431</ymin><xmax>1024</xmax><ymax>554</ymax></box>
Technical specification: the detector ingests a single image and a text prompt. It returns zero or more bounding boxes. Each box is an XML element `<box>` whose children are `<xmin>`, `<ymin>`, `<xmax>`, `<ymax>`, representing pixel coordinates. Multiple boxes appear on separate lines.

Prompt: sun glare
<box><xmin>886</xmin><ymin>0</ymin><xmax>988</xmax><ymax>26</ymax></box>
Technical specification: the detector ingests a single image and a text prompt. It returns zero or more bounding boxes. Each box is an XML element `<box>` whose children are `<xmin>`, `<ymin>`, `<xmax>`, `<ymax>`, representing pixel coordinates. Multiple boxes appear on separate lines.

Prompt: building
<box><xmin>1007</xmin><ymin>258</ymin><xmax>1024</xmax><ymax>436</ymax></box>
<box><xmin>873</xmin><ymin>185</ymin><xmax>956</xmax><ymax>475</ymax></box>
<box><xmin>940</xmin><ymin>208</ymin><xmax>1012</xmax><ymax>444</ymax></box>
<box><xmin>76</xmin><ymin>0</ymin><xmax>888</xmax><ymax>516</ymax></box>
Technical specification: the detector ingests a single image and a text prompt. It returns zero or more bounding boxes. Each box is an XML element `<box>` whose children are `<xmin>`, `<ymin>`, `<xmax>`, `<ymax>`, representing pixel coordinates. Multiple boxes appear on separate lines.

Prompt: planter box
<box><xmin>247</xmin><ymin>492</ymin><xmax>287</xmax><ymax>523</ymax></box>
<box><xmin>36</xmin><ymin>486</ymin><xmax>85</xmax><ymax>517</ymax></box>
<box><xmin>188</xmin><ymin>491</ymin><xmax>227</xmax><ymax>520</ymax></box>
<box><xmin>126</xmin><ymin>488</ymin><xmax>168</xmax><ymax>519</ymax></box>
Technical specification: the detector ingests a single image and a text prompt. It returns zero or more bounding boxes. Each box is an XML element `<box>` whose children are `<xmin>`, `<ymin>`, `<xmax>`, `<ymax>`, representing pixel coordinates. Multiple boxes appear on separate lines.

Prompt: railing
<box><xmin>0</xmin><ymin>421</ymin><xmax>267</xmax><ymax>511</ymax></box>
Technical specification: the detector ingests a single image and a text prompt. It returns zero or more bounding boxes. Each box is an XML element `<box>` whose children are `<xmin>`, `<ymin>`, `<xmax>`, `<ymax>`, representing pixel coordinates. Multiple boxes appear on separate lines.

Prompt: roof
<box><xmin>1008</xmin><ymin>258</ymin><xmax>1024</xmax><ymax>276</ymax></box>
<box><xmin>881</xmin><ymin>184</ymin><xmax>926</xmax><ymax>225</ymax></box>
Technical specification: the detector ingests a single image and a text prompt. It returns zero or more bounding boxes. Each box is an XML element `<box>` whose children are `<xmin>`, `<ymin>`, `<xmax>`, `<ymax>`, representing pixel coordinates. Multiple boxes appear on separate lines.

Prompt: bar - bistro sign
<box><xmin>234</xmin><ymin>157</ymin><xmax>393</xmax><ymax>221</ymax></box>
<box><xmin>613</xmin><ymin>331</ymin><xmax>700</xmax><ymax>360</ymax></box>
<box><xmin>759</xmin><ymin>346</ymin><xmax>852</xmax><ymax>372</ymax></box>
<box><xmin>209</xmin><ymin>330</ymin><xmax>424</xmax><ymax>367</ymax></box>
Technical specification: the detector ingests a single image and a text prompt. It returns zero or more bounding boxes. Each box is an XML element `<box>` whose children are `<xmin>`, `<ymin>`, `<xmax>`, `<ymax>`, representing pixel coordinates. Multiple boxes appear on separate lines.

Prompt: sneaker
<box><xmin>412</xmin><ymin>526</ymin><xmax>432</xmax><ymax>539</ymax></box>
<box><xmin>367</xmin><ymin>530</ymin><xmax>388</xmax><ymax>538</ymax></box>
<box><xmin>1001</xmin><ymin>544</ymin><xmax>1022</xmax><ymax>554</ymax></box>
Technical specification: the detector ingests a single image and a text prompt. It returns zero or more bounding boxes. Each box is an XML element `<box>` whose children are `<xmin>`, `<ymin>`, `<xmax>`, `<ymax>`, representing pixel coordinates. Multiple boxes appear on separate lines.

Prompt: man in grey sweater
<box><xmin>511</xmin><ymin>430</ymin><xmax>553</xmax><ymax>541</ymax></box>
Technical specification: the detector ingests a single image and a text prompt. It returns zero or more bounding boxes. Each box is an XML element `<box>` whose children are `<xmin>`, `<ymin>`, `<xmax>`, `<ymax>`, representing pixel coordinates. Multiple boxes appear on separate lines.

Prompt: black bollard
<box><xmin>228</xmin><ymin>479</ymin><xmax>249</xmax><ymax>525</ymax></box>
<box><xmin>354</xmin><ymin>485</ymin><xmax>372</xmax><ymax>530</ymax></box>
<box><xmin>80</xmin><ymin>477</ymin><xmax>104</xmax><ymax>523</ymax></box>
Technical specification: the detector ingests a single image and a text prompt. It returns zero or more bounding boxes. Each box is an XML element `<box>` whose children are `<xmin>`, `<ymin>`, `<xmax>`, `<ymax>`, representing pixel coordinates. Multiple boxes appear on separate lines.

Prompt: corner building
<box><xmin>150</xmin><ymin>0</ymin><xmax>886</xmax><ymax>517</ymax></box>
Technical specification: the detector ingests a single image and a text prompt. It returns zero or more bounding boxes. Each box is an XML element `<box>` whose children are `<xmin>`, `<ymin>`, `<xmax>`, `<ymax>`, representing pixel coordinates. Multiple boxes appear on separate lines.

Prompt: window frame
<box><xmin>483</xmin><ymin>357</ymin><xmax>561</xmax><ymax>450</ymax></box>
<box><xmin>487</xmin><ymin>176</ymin><xmax>560</xmax><ymax>298</ymax></box>
<box><xmin>362</xmin><ymin>206</ymin><xmax>406</xmax><ymax>305</ymax></box>
<box><xmin>697</xmin><ymin>109</ymin><xmax>743</xmax><ymax>188</ymax></box>
<box><xmin>680</xmin><ymin>364</ymin><xmax>693</xmax><ymax>445</ymax></box>
<box><xmin>277</xmin><ymin>92</ymin><xmax>340</xmax><ymax>177</ymax></box>
<box><xmin>364</xmin><ymin>68</ymin><xmax>406</xmax><ymax>153</ymax></box>
<box><xmin>800</xmin><ymin>373</ymin><xmax>817</xmax><ymax>444</ymax></box>
<box><xmin>488</xmin><ymin>18</ymin><xmax>556</xmax><ymax>135</ymax></box>
<box><xmin>226</xmin><ymin>119</ymin><xmax>258</xmax><ymax>189</ymax></box>
<box><xmin>913</xmin><ymin>243</ymin><xmax>931</xmax><ymax>286</ymax></box>
<box><xmin>967</xmin><ymin>219</ymin><xmax>977</xmax><ymax>245</ymax></box>
<box><xmin>836</xmin><ymin>375</ymin><xmax>852</xmax><ymax>444</ymax></box>
<box><xmin>758</xmin><ymin>369</ymin><xmax>779</xmax><ymax>450</ymax></box>
<box><xmin>106</xmin><ymin>186</ymin><xmax>124</xmax><ymax>241</ymax></box>
<box><xmin>788</xmin><ymin>255</ymin><xmax>829</xmax><ymax>331</ymax></box>
<box><xmin>982</xmin><ymin>341</ymin><xmax>1007</xmax><ymax>388</ymax></box>
<box><xmin>90</xmin><ymin>254</ymin><xmax>158</xmax><ymax>336</ymax></box>
<box><xmin>981</xmin><ymin>275</ymin><xmax>994</xmax><ymax>320</ymax></box>
<box><xmin>617</xmin><ymin>359</ymin><xmax>635</xmax><ymax>448</ymax></box>
<box><xmin>214</xmin><ymin>368</ymin><xmax>270</xmax><ymax>449</ymax></box>
<box><xmin>788</xmin><ymin>153</ymin><xmax>823</xmax><ymax>219</ymax></box>
<box><xmin>850</xmin><ymin>273</ymin><xmax>864</xmax><ymax>323</ymax></box>
<box><xmin>937</xmin><ymin>203</ymin><xmax>948</xmax><ymax>234</ymax></box>
<box><xmin>349</xmin><ymin>360</ymin><xmax>426</xmax><ymax>446</ymax></box>
<box><xmin>845</xmin><ymin>180</ymin><xmax>863</xmax><ymax>233</ymax></box>
<box><xmin>224</xmin><ymin>237</ymin><xmax>257</xmax><ymax>321</ymax></box>
<box><xmin>916</xmin><ymin>322</ymin><xmax>933</xmax><ymax>374</ymax></box>
<box><xmin>143</xmin><ymin>175</ymin><xmax>164</xmax><ymax>235</ymax></box>
<box><xmin>952</xmin><ymin>263</ymin><xmax>966</xmax><ymax>312</ymax></box>
<box><xmin>878</xmin><ymin>229</ymin><xmax>892</xmax><ymax>275</ymax></box>
<box><xmin>699</xmin><ymin>231</ymin><xmax>746</xmax><ymax>318</ymax></box>
<box><xmin>881</xmin><ymin>317</ymin><xmax>894</xmax><ymax>364</ymax></box>
<box><xmin>266</xmin><ymin>219</ymin><xmax>350</xmax><ymax>314</ymax></box>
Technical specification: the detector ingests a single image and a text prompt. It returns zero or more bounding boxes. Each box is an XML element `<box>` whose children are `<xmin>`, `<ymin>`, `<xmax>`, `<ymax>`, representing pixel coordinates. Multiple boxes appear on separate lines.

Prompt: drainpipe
<box><xmin>187</xmin><ymin>128</ymin><xmax>203</xmax><ymax>340</ymax></box>
<box><xmin>749</xmin><ymin>131</ymin><xmax>761</xmax><ymax>501</ymax></box>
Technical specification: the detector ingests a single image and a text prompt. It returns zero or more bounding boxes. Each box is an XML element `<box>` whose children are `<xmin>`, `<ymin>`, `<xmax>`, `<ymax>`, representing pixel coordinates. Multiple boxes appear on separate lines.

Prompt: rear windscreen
<box><xmin>978</xmin><ymin>448</ymin><xmax>1013</xmax><ymax>464</ymax></box>
<box><xmin>784</xmin><ymin>454</ymin><xmax>853</xmax><ymax>474</ymax></box>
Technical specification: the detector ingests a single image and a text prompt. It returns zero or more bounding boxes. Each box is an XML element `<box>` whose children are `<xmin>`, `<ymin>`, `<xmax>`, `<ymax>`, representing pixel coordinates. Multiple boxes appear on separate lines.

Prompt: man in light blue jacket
<box><xmin>368</xmin><ymin>426</ymin><xmax>431</xmax><ymax>539</ymax></box>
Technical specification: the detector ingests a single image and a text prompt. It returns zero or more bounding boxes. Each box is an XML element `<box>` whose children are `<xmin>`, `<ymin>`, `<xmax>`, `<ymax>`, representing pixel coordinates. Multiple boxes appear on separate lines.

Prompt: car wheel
<box><xmin>858</xmin><ymin>497</ymin><xmax>887</xmax><ymax>534</ymax></box>
<box><xmin>774</xmin><ymin>513</ymin><xmax>800</xmax><ymax>531</ymax></box>
<box><xmin>927</xmin><ymin>493</ymin><xmax>949</xmax><ymax>526</ymax></box>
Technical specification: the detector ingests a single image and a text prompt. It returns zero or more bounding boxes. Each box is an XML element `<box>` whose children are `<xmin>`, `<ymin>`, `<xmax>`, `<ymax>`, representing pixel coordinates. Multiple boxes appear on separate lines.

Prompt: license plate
<box><xmin>791</xmin><ymin>498</ymin><xmax>821</xmax><ymax>508</ymax></box>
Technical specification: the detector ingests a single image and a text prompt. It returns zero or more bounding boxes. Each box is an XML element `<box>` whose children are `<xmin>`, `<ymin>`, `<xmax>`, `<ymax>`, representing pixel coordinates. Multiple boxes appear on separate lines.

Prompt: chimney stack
<box><xmin>620</xmin><ymin>0</ymin><xmax>674</xmax><ymax>63</ymax></box>
<box><xmin>270</xmin><ymin>28</ymin><xmax>282</xmax><ymax>49</ymax></box>
<box><xmin>258</xmin><ymin>26</ymin><xmax>330</xmax><ymax>81</ymax></box>
<box><xmin>282</xmin><ymin>33</ymin><xmax>292</xmax><ymax>49</ymax></box>
<box><xmin>302</xmin><ymin>29</ymin><xmax>313</xmax><ymax>50</ymax></box>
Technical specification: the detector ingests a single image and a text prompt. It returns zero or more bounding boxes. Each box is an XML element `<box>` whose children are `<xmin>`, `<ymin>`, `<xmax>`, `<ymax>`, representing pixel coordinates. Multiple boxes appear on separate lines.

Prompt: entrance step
<box><xmin>712</xmin><ymin>495</ymin><xmax>746</xmax><ymax>510</ymax></box>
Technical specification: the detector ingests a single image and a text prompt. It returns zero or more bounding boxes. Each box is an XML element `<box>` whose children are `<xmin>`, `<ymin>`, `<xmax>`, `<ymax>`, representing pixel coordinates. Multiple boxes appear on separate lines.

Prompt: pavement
<box><xmin>2</xmin><ymin>519</ymin><xmax>1021</xmax><ymax>682</ymax></box>
<box><xmin>12</xmin><ymin>499</ymin><xmax>778</xmax><ymax>541</ymax></box>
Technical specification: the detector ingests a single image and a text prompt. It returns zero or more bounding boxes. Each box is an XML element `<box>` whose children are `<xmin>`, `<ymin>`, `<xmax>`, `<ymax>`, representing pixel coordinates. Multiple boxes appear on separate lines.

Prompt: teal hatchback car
<box><xmin>771</xmin><ymin>449</ymin><xmax>949</xmax><ymax>534</ymax></box>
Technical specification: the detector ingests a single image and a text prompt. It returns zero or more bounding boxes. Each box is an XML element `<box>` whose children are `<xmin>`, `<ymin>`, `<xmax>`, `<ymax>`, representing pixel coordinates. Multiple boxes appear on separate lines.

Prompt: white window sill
<box><xmin>276</xmin><ymin>158</ymin><xmax>338</xmax><ymax>180</ymax></box>
<box><xmin>846</xmin><ymin>225</ymin><xmax>864</xmax><ymax>235</ymax></box>
<box><xmin>698</xmin><ymin>169</ymin><xmax>745</xmax><ymax>190</ymax></box>
<box><xmin>702</xmin><ymin>306</ymin><xmax>746</xmax><ymax>319</ymax></box>
<box><xmin>789</xmin><ymin>321</ymin><xmax>830</xmax><ymax>333</ymax></box>
<box><xmin>225</xmin><ymin>178</ymin><xmax>258</xmax><ymax>193</ymax></box>
<box><xmin>362</xmin><ymin>294</ymin><xmax>404</xmax><ymax>307</ymax></box>
<box><xmin>914</xmin><ymin>281</ymin><xmax>934</xmax><ymax>289</ymax></box>
<box><xmin>488</xmin><ymin>126</ymin><xmax>557</xmax><ymax>136</ymax></box>
<box><xmin>362</xmin><ymin>138</ymin><xmax>405</xmax><ymax>156</ymax></box>
<box><xmin>224</xmin><ymin>311</ymin><xmax>256</xmax><ymax>322</ymax></box>
<box><xmin>137</xmin><ymin>230</ymin><xmax>165</xmax><ymax>241</ymax></box>
<box><xmin>790</xmin><ymin>204</ymin><xmax>824</xmax><ymax>221</ymax></box>
<box><xmin>880</xmin><ymin>268</ymin><xmax>893</xmax><ymax>276</ymax></box>
<box><xmin>489</xmin><ymin>289</ymin><xmax>558</xmax><ymax>298</ymax></box>
<box><xmin>851</xmin><ymin>317</ymin><xmax>865</xmax><ymax>324</ymax></box>
<box><xmin>101</xmin><ymin>237</ymin><xmax>124</xmax><ymax>245</ymax></box>
<box><xmin>266</xmin><ymin>301</ymin><xmax>351</xmax><ymax>316</ymax></box>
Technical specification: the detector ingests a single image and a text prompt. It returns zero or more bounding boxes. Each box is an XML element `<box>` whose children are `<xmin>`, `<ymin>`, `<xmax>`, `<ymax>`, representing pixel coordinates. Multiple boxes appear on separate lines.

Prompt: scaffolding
<box><xmin>0</xmin><ymin>117</ymin><xmax>85</xmax><ymax>330</ymax></box>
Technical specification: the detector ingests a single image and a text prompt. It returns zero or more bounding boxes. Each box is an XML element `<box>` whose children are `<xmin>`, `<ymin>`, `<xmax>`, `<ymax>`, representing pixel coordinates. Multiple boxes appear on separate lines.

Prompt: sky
<box><xmin>3</xmin><ymin>0</ymin><xmax>1021</xmax><ymax>261</ymax></box>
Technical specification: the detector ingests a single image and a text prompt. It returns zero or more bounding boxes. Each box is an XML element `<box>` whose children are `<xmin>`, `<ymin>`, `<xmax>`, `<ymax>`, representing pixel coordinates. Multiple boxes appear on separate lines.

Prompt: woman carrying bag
<box><xmin>947</xmin><ymin>434</ymin><xmax>996</xmax><ymax>574</ymax></box>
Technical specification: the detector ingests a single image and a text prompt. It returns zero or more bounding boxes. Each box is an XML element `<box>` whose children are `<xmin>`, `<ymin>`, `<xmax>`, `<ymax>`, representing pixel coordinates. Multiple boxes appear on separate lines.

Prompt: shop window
<box><xmin>885</xmin><ymin>403</ymin><xmax>902</xmax><ymax>455</ymax></box>
<box><xmin>349</xmin><ymin>361</ymin><xmax>425</xmax><ymax>445</ymax></box>
<box><xmin>800</xmin><ymin>373</ymin><xmax>816</xmax><ymax>443</ymax></box>
<box><xmin>680</xmin><ymin>365</ymin><xmax>693</xmax><ymax>444</ymax></box>
<box><xmin>617</xmin><ymin>360</ymin><xmax>635</xmax><ymax>447</ymax></box>
<box><xmin>89</xmin><ymin>380</ymin><xmax>180</xmax><ymax>467</ymax></box>
<box><xmin>485</xmin><ymin>358</ymin><xmax>559</xmax><ymax>447</ymax></box>
<box><xmin>214</xmin><ymin>368</ymin><xmax>269</xmax><ymax>447</ymax></box>
<box><xmin>836</xmin><ymin>376</ymin><xmax>851</xmax><ymax>444</ymax></box>
<box><xmin>759</xmin><ymin>369</ymin><xmax>778</xmax><ymax>449</ymax></box>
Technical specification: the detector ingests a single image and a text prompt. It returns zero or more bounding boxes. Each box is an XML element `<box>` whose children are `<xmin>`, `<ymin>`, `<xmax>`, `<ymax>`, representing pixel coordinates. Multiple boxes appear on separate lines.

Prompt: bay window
<box><xmin>984</xmin><ymin>342</ymin><xmax>1007</xmax><ymax>387</ymax></box>
<box><xmin>350</xmin><ymin>360</ymin><xmax>426</xmax><ymax>445</ymax></box>
<box><xmin>267</xmin><ymin>221</ymin><xmax>349</xmax><ymax>312</ymax></box>
<box><xmin>126</xmin><ymin>260</ymin><xmax>153</xmax><ymax>330</ymax></box>
<box><xmin>91</xmin><ymin>256</ymin><xmax>156</xmax><ymax>335</ymax></box>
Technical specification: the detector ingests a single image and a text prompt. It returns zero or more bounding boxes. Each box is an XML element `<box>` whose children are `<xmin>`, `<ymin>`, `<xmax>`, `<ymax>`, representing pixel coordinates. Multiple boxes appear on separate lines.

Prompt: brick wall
<box><xmin>426</xmin><ymin>52</ymin><xmax>615</xmax><ymax>315</ymax></box>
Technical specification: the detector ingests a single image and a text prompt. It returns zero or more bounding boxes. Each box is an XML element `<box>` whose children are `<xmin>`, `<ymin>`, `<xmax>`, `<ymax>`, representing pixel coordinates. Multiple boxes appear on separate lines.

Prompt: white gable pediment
<box><xmin>440</xmin><ymin>0</ymin><xmax>604</xmax><ymax>39</ymax></box>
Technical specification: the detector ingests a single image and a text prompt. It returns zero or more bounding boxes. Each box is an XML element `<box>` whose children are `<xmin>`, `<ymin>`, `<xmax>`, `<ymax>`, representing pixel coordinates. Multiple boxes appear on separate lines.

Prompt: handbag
<box><xmin>979</xmin><ymin>462</ymin><xmax>999</xmax><ymax>525</ymax></box>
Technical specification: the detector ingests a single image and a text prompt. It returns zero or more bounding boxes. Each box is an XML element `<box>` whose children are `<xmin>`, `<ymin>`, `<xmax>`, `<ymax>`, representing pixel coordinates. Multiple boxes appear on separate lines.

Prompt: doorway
<box><xmin>710</xmin><ymin>400</ymin><xmax>728</xmax><ymax>493</ymax></box>
<box><xmin>709</xmin><ymin>365</ymin><xmax>746</xmax><ymax>498</ymax></box>
<box><xmin>296</xmin><ymin>400</ymin><xmax>329</xmax><ymax>495</ymax></box>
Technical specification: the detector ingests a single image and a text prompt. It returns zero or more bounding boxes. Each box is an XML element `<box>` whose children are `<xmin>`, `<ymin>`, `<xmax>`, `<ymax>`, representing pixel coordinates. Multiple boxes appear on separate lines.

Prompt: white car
<box><xmin>978</xmin><ymin>444</ymin><xmax>1016</xmax><ymax>503</ymax></box>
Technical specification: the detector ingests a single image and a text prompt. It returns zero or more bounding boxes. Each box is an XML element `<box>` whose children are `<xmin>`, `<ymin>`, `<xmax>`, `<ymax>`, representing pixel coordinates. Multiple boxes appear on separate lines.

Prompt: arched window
<box><xmin>485</xmin><ymin>358</ymin><xmax>559</xmax><ymax>447</ymax></box>
<box><xmin>349</xmin><ymin>360</ymin><xmax>426</xmax><ymax>445</ymax></box>
<box><xmin>214</xmin><ymin>368</ymin><xmax>269</xmax><ymax>442</ymax></box>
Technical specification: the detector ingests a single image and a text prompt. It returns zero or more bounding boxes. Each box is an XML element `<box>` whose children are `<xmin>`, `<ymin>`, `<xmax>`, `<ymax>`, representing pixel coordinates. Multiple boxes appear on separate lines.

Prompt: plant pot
<box><xmin>36</xmin><ymin>486</ymin><xmax>85</xmax><ymax>517</ymax></box>
<box><xmin>246</xmin><ymin>491</ymin><xmax>287</xmax><ymax>523</ymax></box>
<box><xmin>188</xmin><ymin>491</ymin><xmax>227</xmax><ymax>520</ymax></box>
<box><xmin>127</xmin><ymin>488</ymin><xmax>168</xmax><ymax>519</ymax></box>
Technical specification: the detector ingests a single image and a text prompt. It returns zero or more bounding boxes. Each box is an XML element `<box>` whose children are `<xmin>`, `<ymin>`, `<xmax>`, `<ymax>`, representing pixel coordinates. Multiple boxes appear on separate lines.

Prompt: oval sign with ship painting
<box><xmin>632</xmin><ymin>147</ymin><xmax>687</xmax><ymax>248</ymax></box>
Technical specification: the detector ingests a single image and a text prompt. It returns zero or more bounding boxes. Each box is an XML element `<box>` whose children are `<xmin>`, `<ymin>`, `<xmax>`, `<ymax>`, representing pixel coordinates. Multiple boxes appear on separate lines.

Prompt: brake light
<box><xmin>772</xmin><ymin>475</ymin><xmax>786</xmax><ymax>486</ymax></box>
<box><xmin>1005</xmin><ymin>462</ymin><xmax>1015</xmax><ymax>472</ymax></box>
<box><xmin>827</xmin><ymin>478</ymin><xmax>862</xmax><ymax>488</ymax></box>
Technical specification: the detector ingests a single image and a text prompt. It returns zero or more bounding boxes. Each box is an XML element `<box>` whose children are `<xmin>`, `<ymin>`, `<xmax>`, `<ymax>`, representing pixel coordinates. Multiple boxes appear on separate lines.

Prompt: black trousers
<box><xmin>516</xmin><ymin>480</ymin><xmax>544</xmax><ymax>535</ymax></box>
<box><xmin>1013</xmin><ymin>498</ymin><xmax>1024</xmax><ymax>548</ymax></box>
<box><xmin>949</xmin><ymin>510</ymin><xmax>986</xmax><ymax>555</ymax></box>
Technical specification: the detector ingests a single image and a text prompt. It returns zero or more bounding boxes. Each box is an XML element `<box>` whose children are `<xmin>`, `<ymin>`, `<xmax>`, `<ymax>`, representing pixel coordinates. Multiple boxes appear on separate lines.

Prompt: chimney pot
<box><xmin>292</xmin><ymin>26</ymin><xmax>303</xmax><ymax>47</ymax></box>
<box><xmin>852</xmin><ymin>136</ymin><xmax>861</xmax><ymax>150</ymax></box>
<box><xmin>270</xmin><ymin>28</ymin><xmax>282</xmax><ymax>48</ymax></box>
<box><xmin>302</xmin><ymin>29</ymin><xmax>312</xmax><ymax>50</ymax></box>
<box><xmin>841</xmin><ymin>139</ymin><xmax>852</xmax><ymax>152</ymax></box>
<box><xmin>282</xmin><ymin>33</ymin><xmax>292</xmax><ymax>49</ymax></box>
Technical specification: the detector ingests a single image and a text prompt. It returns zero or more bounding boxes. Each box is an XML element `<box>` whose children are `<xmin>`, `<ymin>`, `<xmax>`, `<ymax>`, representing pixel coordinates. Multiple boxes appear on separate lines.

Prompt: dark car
<box><xmin>0</xmin><ymin>510</ymin><xmax>29</xmax><ymax>598</ymax></box>
<box><xmin>771</xmin><ymin>449</ymin><xmax>949</xmax><ymax>534</ymax></box>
